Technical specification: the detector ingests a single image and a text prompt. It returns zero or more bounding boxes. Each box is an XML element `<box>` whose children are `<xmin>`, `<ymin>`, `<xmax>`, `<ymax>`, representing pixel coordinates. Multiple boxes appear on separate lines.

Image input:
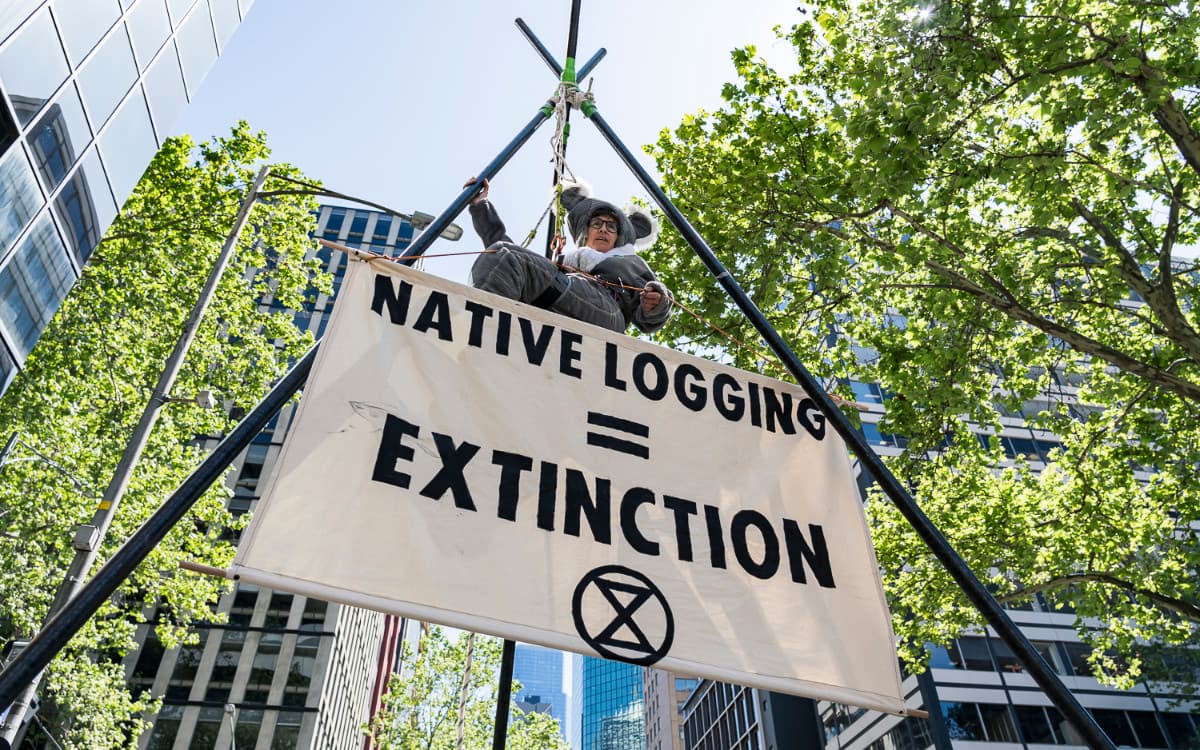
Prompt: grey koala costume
<box><xmin>468</xmin><ymin>181</ymin><xmax>673</xmax><ymax>334</ymax></box>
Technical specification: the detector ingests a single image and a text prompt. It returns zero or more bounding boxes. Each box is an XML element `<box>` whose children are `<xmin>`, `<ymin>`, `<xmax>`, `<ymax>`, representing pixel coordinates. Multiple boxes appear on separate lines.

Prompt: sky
<box><xmin>171</xmin><ymin>0</ymin><xmax>802</xmax><ymax>282</ymax></box>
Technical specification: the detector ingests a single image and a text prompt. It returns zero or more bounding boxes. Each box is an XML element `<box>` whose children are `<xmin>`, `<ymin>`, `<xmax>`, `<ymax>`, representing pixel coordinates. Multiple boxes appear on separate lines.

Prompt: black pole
<box><xmin>515</xmin><ymin>18</ymin><xmax>559</xmax><ymax>73</ymax></box>
<box><xmin>491</xmin><ymin>639</ymin><xmax>517</xmax><ymax>750</ymax></box>
<box><xmin>0</xmin><ymin>345</ymin><xmax>318</xmax><ymax>709</ymax></box>
<box><xmin>514</xmin><ymin>19</ymin><xmax>607</xmax><ymax>81</ymax></box>
<box><xmin>564</xmin><ymin>0</ymin><xmax>582</xmax><ymax>66</ymax></box>
<box><xmin>581</xmin><ymin>106</ymin><xmax>1116</xmax><ymax>750</ymax></box>
<box><xmin>398</xmin><ymin>107</ymin><xmax>554</xmax><ymax>263</ymax></box>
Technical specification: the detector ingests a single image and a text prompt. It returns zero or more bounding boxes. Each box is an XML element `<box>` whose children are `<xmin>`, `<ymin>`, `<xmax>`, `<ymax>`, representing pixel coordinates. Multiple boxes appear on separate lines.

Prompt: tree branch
<box><xmin>1073</xmin><ymin>198</ymin><xmax>1200</xmax><ymax>364</ymax></box>
<box><xmin>997</xmin><ymin>572</ymin><xmax>1200</xmax><ymax>624</ymax></box>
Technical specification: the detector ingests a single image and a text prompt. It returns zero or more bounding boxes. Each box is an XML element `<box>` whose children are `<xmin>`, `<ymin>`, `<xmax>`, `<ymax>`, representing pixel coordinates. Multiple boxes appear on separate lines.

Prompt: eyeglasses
<box><xmin>588</xmin><ymin>218</ymin><xmax>619</xmax><ymax>233</ymax></box>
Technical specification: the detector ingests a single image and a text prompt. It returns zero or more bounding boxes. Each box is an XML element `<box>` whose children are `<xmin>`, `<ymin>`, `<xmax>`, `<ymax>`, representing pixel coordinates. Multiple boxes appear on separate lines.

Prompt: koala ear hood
<box><xmin>557</xmin><ymin>179</ymin><xmax>592</xmax><ymax>213</ymax></box>
<box><xmin>626</xmin><ymin>205</ymin><xmax>660</xmax><ymax>250</ymax></box>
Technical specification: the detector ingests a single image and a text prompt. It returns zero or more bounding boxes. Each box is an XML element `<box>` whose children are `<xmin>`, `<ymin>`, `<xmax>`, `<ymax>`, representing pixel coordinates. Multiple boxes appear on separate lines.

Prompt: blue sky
<box><xmin>172</xmin><ymin>0</ymin><xmax>801</xmax><ymax>282</ymax></box>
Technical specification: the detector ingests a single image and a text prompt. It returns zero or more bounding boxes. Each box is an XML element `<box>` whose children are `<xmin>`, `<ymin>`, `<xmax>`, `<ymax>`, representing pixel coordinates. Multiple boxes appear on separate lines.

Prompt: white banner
<box><xmin>231</xmin><ymin>256</ymin><xmax>904</xmax><ymax>712</ymax></box>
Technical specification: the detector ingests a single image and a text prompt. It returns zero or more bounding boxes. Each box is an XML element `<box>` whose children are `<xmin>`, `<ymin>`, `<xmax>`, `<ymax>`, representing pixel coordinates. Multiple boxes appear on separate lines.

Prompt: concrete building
<box><xmin>644</xmin><ymin>668</ymin><xmax>700</xmax><ymax>750</ymax></box>
<box><xmin>125</xmin><ymin>206</ymin><xmax>419</xmax><ymax>749</ymax></box>
<box><xmin>0</xmin><ymin>0</ymin><xmax>255</xmax><ymax>395</ymax></box>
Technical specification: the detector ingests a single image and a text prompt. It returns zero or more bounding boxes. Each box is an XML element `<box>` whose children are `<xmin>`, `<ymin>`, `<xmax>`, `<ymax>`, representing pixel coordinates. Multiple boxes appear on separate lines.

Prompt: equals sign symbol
<box><xmin>586</xmin><ymin>412</ymin><xmax>651</xmax><ymax>460</ymax></box>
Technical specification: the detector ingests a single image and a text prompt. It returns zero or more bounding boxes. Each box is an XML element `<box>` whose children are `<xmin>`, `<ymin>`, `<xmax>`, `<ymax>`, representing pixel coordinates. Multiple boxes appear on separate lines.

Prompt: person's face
<box><xmin>585</xmin><ymin>214</ymin><xmax>618</xmax><ymax>252</ymax></box>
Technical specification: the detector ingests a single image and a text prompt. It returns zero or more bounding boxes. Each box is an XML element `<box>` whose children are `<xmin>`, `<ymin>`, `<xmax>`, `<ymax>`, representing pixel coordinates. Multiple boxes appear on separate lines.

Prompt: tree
<box><xmin>368</xmin><ymin>627</ymin><xmax>570</xmax><ymax>750</ymax></box>
<box><xmin>0</xmin><ymin>122</ymin><xmax>327</xmax><ymax>747</ymax></box>
<box><xmin>648</xmin><ymin>0</ymin><xmax>1199</xmax><ymax>689</ymax></box>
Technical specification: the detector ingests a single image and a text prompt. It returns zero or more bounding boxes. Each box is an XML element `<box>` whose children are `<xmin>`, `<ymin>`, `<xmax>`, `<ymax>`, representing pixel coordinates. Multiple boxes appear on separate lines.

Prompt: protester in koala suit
<box><xmin>466</xmin><ymin>178</ymin><xmax>673</xmax><ymax>334</ymax></box>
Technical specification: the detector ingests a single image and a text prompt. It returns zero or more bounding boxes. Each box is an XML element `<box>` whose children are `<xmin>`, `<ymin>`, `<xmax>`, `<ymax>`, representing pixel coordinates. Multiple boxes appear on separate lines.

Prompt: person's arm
<box><xmin>464</xmin><ymin>178</ymin><xmax>512</xmax><ymax>246</ymax></box>
<box><xmin>632</xmin><ymin>280</ymin><xmax>673</xmax><ymax>333</ymax></box>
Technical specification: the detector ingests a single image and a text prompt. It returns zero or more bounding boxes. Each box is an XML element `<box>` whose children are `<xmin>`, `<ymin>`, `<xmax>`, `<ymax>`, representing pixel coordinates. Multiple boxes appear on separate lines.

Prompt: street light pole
<box><xmin>0</xmin><ymin>166</ymin><xmax>271</xmax><ymax>746</ymax></box>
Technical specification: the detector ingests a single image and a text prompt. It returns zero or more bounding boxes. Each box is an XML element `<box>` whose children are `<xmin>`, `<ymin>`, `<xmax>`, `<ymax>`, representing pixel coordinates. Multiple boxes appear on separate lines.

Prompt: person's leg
<box><xmin>470</xmin><ymin>242</ymin><xmax>559</xmax><ymax>301</ymax></box>
<box><xmin>550</xmin><ymin>279</ymin><xmax>626</xmax><ymax>333</ymax></box>
<box><xmin>470</xmin><ymin>243</ymin><xmax>625</xmax><ymax>332</ymax></box>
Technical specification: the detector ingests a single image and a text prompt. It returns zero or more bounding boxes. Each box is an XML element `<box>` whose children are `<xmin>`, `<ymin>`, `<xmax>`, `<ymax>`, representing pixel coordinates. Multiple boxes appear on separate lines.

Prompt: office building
<box><xmin>513</xmin><ymin>644</ymin><xmax>571</xmax><ymax>745</ymax></box>
<box><xmin>581</xmin><ymin>656</ymin><xmax>644</xmax><ymax>750</ymax></box>
<box><xmin>644</xmin><ymin>668</ymin><xmax>699</xmax><ymax>750</ymax></box>
<box><xmin>0</xmin><ymin>0</ymin><xmax>252</xmax><ymax>394</ymax></box>
<box><xmin>126</xmin><ymin>206</ymin><xmax>418</xmax><ymax>749</ymax></box>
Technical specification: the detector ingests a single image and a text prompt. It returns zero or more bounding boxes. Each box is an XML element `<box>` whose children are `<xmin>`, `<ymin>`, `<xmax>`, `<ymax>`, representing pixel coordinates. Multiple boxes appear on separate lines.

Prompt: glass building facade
<box><xmin>0</xmin><ymin>0</ymin><xmax>253</xmax><ymax>394</ymax></box>
<box><xmin>513</xmin><ymin>644</ymin><xmax>570</xmax><ymax>744</ymax></box>
<box><xmin>126</xmin><ymin>206</ymin><xmax>419</xmax><ymax>749</ymax></box>
<box><xmin>581</xmin><ymin>656</ymin><xmax>644</xmax><ymax>750</ymax></box>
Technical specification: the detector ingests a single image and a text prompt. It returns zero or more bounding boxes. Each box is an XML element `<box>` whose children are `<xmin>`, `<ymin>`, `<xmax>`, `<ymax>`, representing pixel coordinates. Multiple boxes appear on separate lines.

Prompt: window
<box><xmin>1014</xmin><ymin>705</ymin><xmax>1057</xmax><ymax>744</ymax></box>
<box><xmin>147</xmin><ymin>705</ymin><xmax>183</xmax><ymax>749</ymax></box>
<box><xmin>0</xmin><ymin>213</ymin><xmax>75</xmax><ymax>358</ymax></box>
<box><xmin>189</xmin><ymin>706</ymin><xmax>223</xmax><ymax>749</ymax></box>
<box><xmin>0</xmin><ymin>147</ymin><xmax>44</xmax><ymax>260</ymax></box>
<box><xmin>299</xmin><ymin>599</ymin><xmax>327</xmax><ymax>630</ymax></box>
<box><xmin>175</xmin><ymin>3</ymin><xmax>216</xmax><ymax>96</ymax></box>
<box><xmin>978</xmin><ymin>703</ymin><xmax>1019</xmax><ymax>743</ymax></box>
<box><xmin>127</xmin><ymin>0</ymin><xmax>170</xmax><ymax>70</ymax></box>
<box><xmin>373</xmin><ymin>215</ymin><xmax>392</xmax><ymax>242</ymax></box>
<box><xmin>29</xmin><ymin>83</ymin><xmax>89</xmax><ymax>191</ymax></box>
<box><xmin>52</xmin><ymin>0</ymin><xmax>120</xmax><ymax>66</ymax></box>
<box><xmin>1127</xmin><ymin>711</ymin><xmax>1168</xmax><ymax>748</ymax></box>
<box><xmin>1161</xmin><ymin>714</ymin><xmax>1197</xmax><ymax>749</ymax></box>
<box><xmin>99</xmin><ymin>89</ymin><xmax>156</xmax><ymax>201</ymax></box>
<box><xmin>1092</xmin><ymin>709</ymin><xmax>1137</xmax><ymax>747</ymax></box>
<box><xmin>955</xmin><ymin>637</ymin><xmax>995</xmax><ymax>671</ymax></box>
<box><xmin>77</xmin><ymin>23</ymin><xmax>137</xmax><ymax>128</ymax></box>
<box><xmin>942</xmin><ymin>703</ymin><xmax>983</xmax><ymax>741</ymax></box>
<box><xmin>0</xmin><ymin>8</ymin><xmax>70</xmax><ymax>125</ymax></box>
<box><xmin>263</xmin><ymin>593</ymin><xmax>292</xmax><ymax>629</ymax></box>
<box><xmin>322</xmin><ymin>208</ymin><xmax>345</xmax><ymax>235</ymax></box>
<box><xmin>926</xmin><ymin>642</ymin><xmax>958</xmax><ymax>669</ymax></box>
<box><xmin>1062</xmin><ymin>642</ymin><xmax>1093</xmax><ymax>677</ymax></box>
<box><xmin>849</xmin><ymin>380</ymin><xmax>883</xmax><ymax>403</ymax></box>
<box><xmin>54</xmin><ymin>147</ymin><xmax>115</xmax><ymax>264</ymax></box>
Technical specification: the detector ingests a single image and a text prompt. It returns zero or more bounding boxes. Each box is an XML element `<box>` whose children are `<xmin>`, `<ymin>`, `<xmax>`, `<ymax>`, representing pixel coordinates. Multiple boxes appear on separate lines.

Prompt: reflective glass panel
<box><xmin>0</xmin><ymin>146</ymin><xmax>42</xmax><ymax>260</ymax></box>
<box><xmin>1092</xmin><ymin>710</ymin><xmax>1137</xmax><ymax>747</ymax></box>
<box><xmin>77</xmin><ymin>24</ymin><xmax>137</xmax><ymax>128</ymax></box>
<box><xmin>127</xmin><ymin>0</ymin><xmax>171</xmax><ymax>71</ymax></box>
<box><xmin>0</xmin><ymin>212</ymin><xmax>74</xmax><ymax>358</ymax></box>
<box><xmin>166</xmin><ymin>0</ymin><xmax>196</xmax><ymax>27</ymax></box>
<box><xmin>942</xmin><ymin>703</ymin><xmax>983</xmax><ymax>741</ymax></box>
<box><xmin>0</xmin><ymin>8</ymin><xmax>69</xmax><ymax>125</ymax></box>
<box><xmin>29</xmin><ymin>82</ymin><xmax>91</xmax><ymax>191</ymax></box>
<box><xmin>175</xmin><ymin>2</ymin><xmax>215</xmax><ymax>96</ymax></box>
<box><xmin>99</xmin><ymin>88</ymin><xmax>155</xmax><ymax>203</ymax></box>
<box><xmin>52</xmin><ymin>0</ymin><xmax>120</xmax><ymax>67</ymax></box>
<box><xmin>237</xmin><ymin>0</ymin><xmax>254</xmax><ymax>17</ymax></box>
<box><xmin>210</xmin><ymin>0</ymin><xmax>239</xmax><ymax>49</ymax></box>
<box><xmin>1127</xmin><ymin>711</ymin><xmax>1168</xmax><ymax>748</ymax></box>
<box><xmin>143</xmin><ymin>43</ymin><xmax>187</xmax><ymax>138</ymax></box>
<box><xmin>54</xmin><ymin>147</ymin><xmax>116</xmax><ymax>265</ymax></box>
<box><xmin>0</xmin><ymin>0</ymin><xmax>47</xmax><ymax>46</ymax></box>
<box><xmin>0</xmin><ymin>338</ymin><xmax>14</xmax><ymax>392</ymax></box>
<box><xmin>1014</xmin><ymin>706</ymin><xmax>1056</xmax><ymax>744</ymax></box>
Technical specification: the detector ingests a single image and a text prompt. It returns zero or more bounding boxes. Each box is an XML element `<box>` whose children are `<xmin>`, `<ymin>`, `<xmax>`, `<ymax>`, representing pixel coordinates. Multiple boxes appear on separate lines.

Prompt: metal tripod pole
<box><xmin>0</xmin><ymin>166</ymin><xmax>271</xmax><ymax>746</ymax></box>
<box><xmin>581</xmin><ymin>105</ymin><xmax>1117</xmax><ymax>750</ymax></box>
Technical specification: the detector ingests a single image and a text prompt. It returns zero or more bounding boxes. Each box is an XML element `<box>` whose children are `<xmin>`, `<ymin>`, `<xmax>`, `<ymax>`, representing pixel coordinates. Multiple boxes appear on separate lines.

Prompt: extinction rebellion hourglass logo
<box><xmin>571</xmin><ymin>565</ymin><xmax>675</xmax><ymax>666</ymax></box>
